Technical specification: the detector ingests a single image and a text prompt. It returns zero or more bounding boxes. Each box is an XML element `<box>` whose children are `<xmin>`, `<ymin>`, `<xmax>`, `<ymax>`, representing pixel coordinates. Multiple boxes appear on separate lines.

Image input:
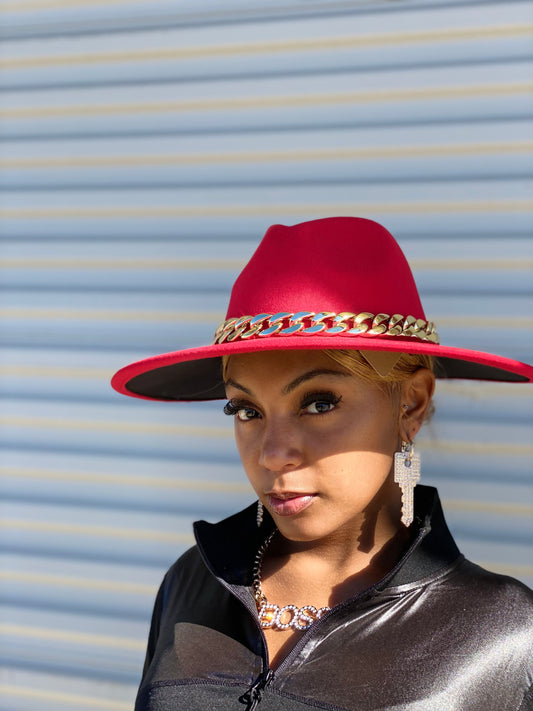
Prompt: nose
<box><xmin>258</xmin><ymin>418</ymin><xmax>304</xmax><ymax>473</ymax></box>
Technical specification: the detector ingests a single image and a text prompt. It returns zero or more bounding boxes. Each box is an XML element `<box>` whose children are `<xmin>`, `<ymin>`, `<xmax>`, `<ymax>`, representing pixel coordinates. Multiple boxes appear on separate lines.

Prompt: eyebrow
<box><xmin>225</xmin><ymin>368</ymin><xmax>350</xmax><ymax>397</ymax></box>
<box><xmin>282</xmin><ymin>369</ymin><xmax>351</xmax><ymax>394</ymax></box>
<box><xmin>224</xmin><ymin>378</ymin><xmax>253</xmax><ymax>395</ymax></box>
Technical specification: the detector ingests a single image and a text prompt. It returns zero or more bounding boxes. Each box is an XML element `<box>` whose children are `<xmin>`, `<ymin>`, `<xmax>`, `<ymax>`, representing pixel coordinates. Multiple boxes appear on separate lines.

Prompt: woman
<box><xmin>112</xmin><ymin>217</ymin><xmax>533</xmax><ymax>711</ymax></box>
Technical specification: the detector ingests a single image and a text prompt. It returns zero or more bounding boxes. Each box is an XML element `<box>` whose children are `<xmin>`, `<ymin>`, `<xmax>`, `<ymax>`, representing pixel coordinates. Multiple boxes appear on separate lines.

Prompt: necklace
<box><xmin>252</xmin><ymin>531</ymin><xmax>331</xmax><ymax>631</ymax></box>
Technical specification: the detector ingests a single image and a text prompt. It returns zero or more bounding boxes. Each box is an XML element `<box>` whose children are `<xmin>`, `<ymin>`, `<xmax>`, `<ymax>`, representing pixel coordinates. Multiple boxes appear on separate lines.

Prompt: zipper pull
<box><xmin>239</xmin><ymin>669</ymin><xmax>274</xmax><ymax>710</ymax></box>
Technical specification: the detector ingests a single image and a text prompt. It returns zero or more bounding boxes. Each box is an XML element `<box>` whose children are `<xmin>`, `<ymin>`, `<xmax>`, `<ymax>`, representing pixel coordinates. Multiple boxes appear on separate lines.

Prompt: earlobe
<box><xmin>399</xmin><ymin>409</ymin><xmax>417</xmax><ymax>443</ymax></box>
<box><xmin>399</xmin><ymin>368</ymin><xmax>435</xmax><ymax>441</ymax></box>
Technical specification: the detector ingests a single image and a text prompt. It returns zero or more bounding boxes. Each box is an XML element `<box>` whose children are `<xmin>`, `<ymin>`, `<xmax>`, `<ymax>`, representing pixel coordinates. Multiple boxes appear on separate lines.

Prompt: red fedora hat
<box><xmin>111</xmin><ymin>217</ymin><xmax>533</xmax><ymax>401</ymax></box>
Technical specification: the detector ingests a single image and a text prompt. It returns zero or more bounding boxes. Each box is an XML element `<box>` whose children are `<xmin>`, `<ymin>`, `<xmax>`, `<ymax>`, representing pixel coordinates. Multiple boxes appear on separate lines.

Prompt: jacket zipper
<box><xmin>239</xmin><ymin>668</ymin><xmax>275</xmax><ymax>710</ymax></box>
<box><xmin>215</xmin><ymin>581</ymin><xmax>278</xmax><ymax>707</ymax></box>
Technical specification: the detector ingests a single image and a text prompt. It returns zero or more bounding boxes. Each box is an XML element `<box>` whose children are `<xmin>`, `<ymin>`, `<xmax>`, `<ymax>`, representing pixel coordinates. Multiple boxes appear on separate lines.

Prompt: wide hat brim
<box><xmin>111</xmin><ymin>335</ymin><xmax>533</xmax><ymax>401</ymax></box>
<box><xmin>111</xmin><ymin>217</ymin><xmax>533</xmax><ymax>401</ymax></box>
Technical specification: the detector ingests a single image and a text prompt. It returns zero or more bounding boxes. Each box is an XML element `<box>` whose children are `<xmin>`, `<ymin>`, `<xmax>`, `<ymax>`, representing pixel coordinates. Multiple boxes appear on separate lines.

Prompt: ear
<box><xmin>398</xmin><ymin>368</ymin><xmax>435</xmax><ymax>442</ymax></box>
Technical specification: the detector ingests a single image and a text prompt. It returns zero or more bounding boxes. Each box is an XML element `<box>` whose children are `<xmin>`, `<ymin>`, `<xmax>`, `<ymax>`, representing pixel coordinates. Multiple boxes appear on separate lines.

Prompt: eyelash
<box><xmin>223</xmin><ymin>400</ymin><xmax>260</xmax><ymax>422</ymax></box>
<box><xmin>223</xmin><ymin>391</ymin><xmax>341</xmax><ymax>420</ymax></box>
<box><xmin>223</xmin><ymin>400</ymin><xmax>249</xmax><ymax>416</ymax></box>
<box><xmin>301</xmin><ymin>391</ymin><xmax>341</xmax><ymax>413</ymax></box>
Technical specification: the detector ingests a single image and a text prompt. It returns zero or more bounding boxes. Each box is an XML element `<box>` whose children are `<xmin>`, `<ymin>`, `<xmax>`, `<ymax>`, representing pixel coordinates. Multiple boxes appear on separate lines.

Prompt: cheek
<box><xmin>356</xmin><ymin>405</ymin><xmax>399</xmax><ymax>456</ymax></box>
<box><xmin>234</xmin><ymin>419</ymin><xmax>255</xmax><ymax>444</ymax></box>
<box><xmin>325</xmin><ymin>450</ymin><xmax>394</xmax><ymax>487</ymax></box>
<box><xmin>318</xmin><ymin>451</ymin><xmax>395</xmax><ymax>518</ymax></box>
<box><xmin>321</xmin><ymin>414</ymin><xmax>398</xmax><ymax>462</ymax></box>
<box><xmin>234</xmin><ymin>426</ymin><xmax>260</xmax><ymax>475</ymax></box>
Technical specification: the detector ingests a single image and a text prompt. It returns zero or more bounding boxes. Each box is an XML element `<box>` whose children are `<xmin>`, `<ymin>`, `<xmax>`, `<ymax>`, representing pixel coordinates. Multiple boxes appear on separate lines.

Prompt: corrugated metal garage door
<box><xmin>1</xmin><ymin>0</ymin><xmax>532</xmax><ymax>708</ymax></box>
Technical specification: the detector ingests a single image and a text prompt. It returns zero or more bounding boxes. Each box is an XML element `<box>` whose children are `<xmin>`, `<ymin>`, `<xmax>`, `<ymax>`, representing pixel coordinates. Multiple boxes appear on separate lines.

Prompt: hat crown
<box><xmin>227</xmin><ymin>217</ymin><xmax>426</xmax><ymax>320</ymax></box>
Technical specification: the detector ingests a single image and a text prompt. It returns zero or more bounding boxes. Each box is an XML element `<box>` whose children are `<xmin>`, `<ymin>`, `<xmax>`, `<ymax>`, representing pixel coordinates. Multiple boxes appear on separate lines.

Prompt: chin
<box><xmin>272</xmin><ymin>514</ymin><xmax>340</xmax><ymax>543</ymax></box>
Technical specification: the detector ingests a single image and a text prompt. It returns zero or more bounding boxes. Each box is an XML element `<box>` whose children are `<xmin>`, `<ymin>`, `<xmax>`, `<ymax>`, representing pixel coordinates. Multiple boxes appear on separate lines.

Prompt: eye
<box><xmin>306</xmin><ymin>400</ymin><xmax>336</xmax><ymax>414</ymax></box>
<box><xmin>223</xmin><ymin>400</ymin><xmax>260</xmax><ymax>421</ymax></box>
<box><xmin>236</xmin><ymin>407</ymin><xmax>260</xmax><ymax>421</ymax></box>
<box><xmin>301</xmin><ymin>391</ymin><xmax>341</xmax><ymax>415</ymax></box>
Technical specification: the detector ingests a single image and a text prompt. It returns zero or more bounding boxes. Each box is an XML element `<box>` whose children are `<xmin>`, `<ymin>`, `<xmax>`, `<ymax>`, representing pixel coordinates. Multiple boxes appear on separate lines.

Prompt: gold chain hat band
<box><xmin>214</xmin><ymin>311</ymin><xmax>439</xmax><ymax>345</ymax></box>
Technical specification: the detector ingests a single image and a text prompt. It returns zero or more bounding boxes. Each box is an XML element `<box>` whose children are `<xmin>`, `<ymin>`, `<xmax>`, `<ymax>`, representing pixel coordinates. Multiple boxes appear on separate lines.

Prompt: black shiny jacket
<box><xmin>136</xmin><ymin>486</ymin><xmax>533</xmax><ymax>710</ymax></box>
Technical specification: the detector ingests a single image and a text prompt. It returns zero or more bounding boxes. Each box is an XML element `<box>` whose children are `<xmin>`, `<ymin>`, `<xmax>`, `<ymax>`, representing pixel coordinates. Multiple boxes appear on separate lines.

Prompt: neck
<box><xmin>264</xmin><ymin>501</ymin><xmax>409</xmax><ymax>606</ymax></box>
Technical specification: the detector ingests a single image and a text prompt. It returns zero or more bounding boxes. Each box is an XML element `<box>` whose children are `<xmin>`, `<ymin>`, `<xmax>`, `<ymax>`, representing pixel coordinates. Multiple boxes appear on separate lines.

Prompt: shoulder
<box><xmin>457</xmin><ymin>559</ymin><xmax>533</xmax><ymax>603</ymax></box>
<box><xmin>408</xmin><ymin>556</ymin><xmax>533</xmax><ymax>641</ymax></box>
<box><xmin>161</xmin><ymin>545</ymin><xmax>207</xmax><ymax>593</ymax></box>
<box><xmin>168</xmin><ymin>544</ymin><xmax>204</xmax><ymax>572</ymax></box>
<box><xmin>146</xmin><ymin>545</ymin><xmax>217</xmax><ymax>628</ymax></box>
<box><xmin>445</xmin><ymin>558</ymin><xmax>533</xmax><ymax>631</ymax></box>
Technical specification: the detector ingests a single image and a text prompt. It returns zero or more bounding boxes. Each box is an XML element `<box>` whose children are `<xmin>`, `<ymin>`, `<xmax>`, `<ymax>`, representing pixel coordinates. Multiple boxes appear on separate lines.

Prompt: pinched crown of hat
<box><xmin>215</xmin><ymin>217</ymin><xmax>437</xmax><ymax>346</ymax></box>
<box><xmin>111</xmin><ymin>217</ymin><xmax>533</xmax><ymax>401</ymax></box>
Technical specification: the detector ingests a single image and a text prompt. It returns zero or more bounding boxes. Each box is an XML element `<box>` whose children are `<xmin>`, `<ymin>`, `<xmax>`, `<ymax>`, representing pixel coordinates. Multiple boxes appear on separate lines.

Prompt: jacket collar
<box><xmin>193</xmin><ymin>485</ymin><xmax>461</xmax><ymax>590</ymax></box>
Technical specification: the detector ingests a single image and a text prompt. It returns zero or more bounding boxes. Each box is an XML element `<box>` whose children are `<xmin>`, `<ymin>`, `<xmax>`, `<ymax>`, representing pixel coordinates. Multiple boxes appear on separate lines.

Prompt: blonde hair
<box><xmin>321</xmin><ymin>349</ymin><xmax>435</xmax><ymax>420</ymax></box>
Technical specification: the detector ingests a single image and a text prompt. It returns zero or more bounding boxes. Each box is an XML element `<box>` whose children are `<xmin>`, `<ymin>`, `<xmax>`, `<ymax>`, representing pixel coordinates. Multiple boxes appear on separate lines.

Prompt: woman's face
<box><xmin>224</xmin><ymin>350</ymin><xmax>406</xmax><ymax>543</ymax></box>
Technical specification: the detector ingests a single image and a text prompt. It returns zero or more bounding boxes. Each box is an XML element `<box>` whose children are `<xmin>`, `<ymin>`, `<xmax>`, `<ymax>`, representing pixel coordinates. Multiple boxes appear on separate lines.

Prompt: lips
<box><xmin>267</xmin><ymin>492</ymin><xmax>316</xmax><ymax>517</ymax></box>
